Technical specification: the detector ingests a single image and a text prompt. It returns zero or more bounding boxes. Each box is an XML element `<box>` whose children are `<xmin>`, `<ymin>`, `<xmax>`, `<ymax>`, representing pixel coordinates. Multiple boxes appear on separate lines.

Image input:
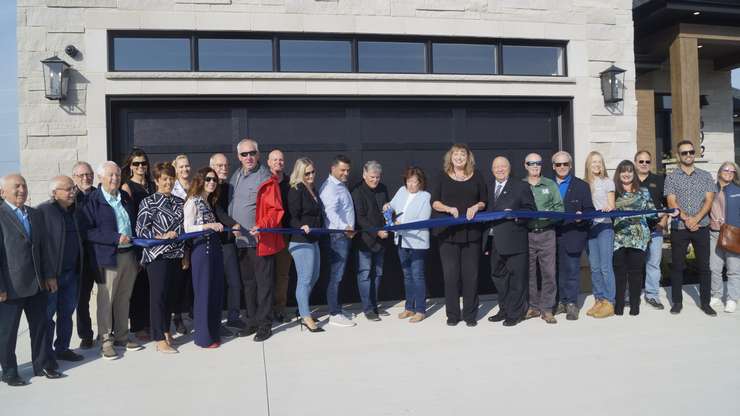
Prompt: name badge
<box><xmin>542</xmin><ymin>189</ymin><xmax>549</xmax><ymax>194</ymax></box>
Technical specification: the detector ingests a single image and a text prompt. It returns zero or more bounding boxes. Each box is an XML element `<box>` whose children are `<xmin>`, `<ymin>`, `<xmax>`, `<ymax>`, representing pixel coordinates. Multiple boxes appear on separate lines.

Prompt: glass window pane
<box><xmin>432</xmin><ymin>43</ymin><xmax>497</xmax><ymax>75</ymax></box>
<box><xmin>279</xmin><ymin>40</ymin><xmax>351</xmax><ymax>72</ymax></box>
<box><xmin>113</xmin><ymin>37</ymin><xmax>191</xmax><ymax>71</ymax></box>
<box><xmin>502</xmin><ymin>45</ymin><xmax>565</xmax><ymax>76</ymax></box>
<box><xmin>198</xmin><ymin>38</ymin><xmax>273</xmax><ymax>71</ymax></box>
<box><xmin>358</xmin><ymin>41</ymin><xmax>426</xmax><ymax>73</ymax></box>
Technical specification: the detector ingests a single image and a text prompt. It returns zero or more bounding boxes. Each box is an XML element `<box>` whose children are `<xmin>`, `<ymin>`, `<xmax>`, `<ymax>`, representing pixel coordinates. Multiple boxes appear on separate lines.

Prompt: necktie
<box><xmin>495</xmin><ymin>183</ymin><xmax>503</xmax><ymax>201</ymax></box>
<box><xmin>15</xmin><ymin>208</ymin><xmax>31</xmax><ymax>237</ymax></box>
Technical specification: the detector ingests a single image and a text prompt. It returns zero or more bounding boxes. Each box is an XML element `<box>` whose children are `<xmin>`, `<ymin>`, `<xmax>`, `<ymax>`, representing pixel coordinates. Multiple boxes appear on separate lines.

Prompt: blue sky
<box><xmin>0</xmin><ymin>3</ymin><xmax>738</xmax><ymax>176</ymax></box>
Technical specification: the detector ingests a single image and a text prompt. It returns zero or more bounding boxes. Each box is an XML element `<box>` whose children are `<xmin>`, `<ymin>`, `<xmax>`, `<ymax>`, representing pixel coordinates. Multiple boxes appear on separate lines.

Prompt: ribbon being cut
<box><xmin>132</xmin><ymin>208</ymin><xmax>676</xmax><ymax>248</ymax></box>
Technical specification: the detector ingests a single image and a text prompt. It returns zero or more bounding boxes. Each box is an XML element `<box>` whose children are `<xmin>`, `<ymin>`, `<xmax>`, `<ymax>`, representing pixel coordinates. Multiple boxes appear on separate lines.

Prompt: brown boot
<box><xmin>593</xmin><ymin>301</ymin><xmax>615</xmax><ymax>318</ymax></box>
<box><xmin>541</xmin><ymin>312</ymin><xmax>557</xmax><ymax>324</ymax></box>
<box><xmin>398</xmin><ymin>310</ymin><xmax>414</xmax><ymax>319</ymax></box>
<box><xmin>525</xmin><ymin>308</ymin><xmax>541</xmax><ymax>320</ymax></box>
<box><xmin>409</xmin><ymin>313</ymin><xmax>425</xmax><ymax>323</ymax></box>
<box><xmin>586</xmin><ymin>299</ymin><xmax>603</xmax><ymax>317</ymax></box>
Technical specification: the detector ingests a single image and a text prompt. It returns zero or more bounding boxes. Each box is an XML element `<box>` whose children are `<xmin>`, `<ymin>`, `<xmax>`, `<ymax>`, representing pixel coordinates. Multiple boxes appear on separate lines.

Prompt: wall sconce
<box><xmin>600</xmin><ymin>65</ymin><xmax>626</xmax><ymax>104</ymax></box>
<box><xmin>41</xmin><ymin>56</ymin><xmax>71</xmax><ymax>101</ymax></box>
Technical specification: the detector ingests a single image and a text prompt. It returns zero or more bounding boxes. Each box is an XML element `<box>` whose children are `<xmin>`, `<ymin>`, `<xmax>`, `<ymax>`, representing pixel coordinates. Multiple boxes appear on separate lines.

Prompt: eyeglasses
<box><xmin>240</xmin><ymin>151</ymin><xmax>258</xmax><ymax>158</ymax></box>
<box><xmin>525</xmin><ymin>161</ymin><xmax>543</xmax><ymax>167</ymax></box>
<box><xmin>637</xmin><ymin>160</ymin><xmax>651</xmax><ymax>165</ymax></box>
<box><xmin>304</xmin><ymin>170</ymin><xmax>316</xmax><ymax>177</ymax></box>
<box><xmin>131</xmin><ymin>161</ymin><xmax>148</xmax><ymax>167</ymax></box>
<box><xmin>204</xmin><ymin>176</ymin><xmax>218</xmax><ymax>183</ymax></box>
<box><xmin>74</xmin><ymin>173</ymin><xmax>93</xmax><ymax>178</ymax></box>
<box><xmin>680</xmin><ymin>150</ymin><xmax>696</xmax><ymax>156</ymax></box>
<box><xmin>553</xmin><ymin>162</ymin><xmax>570</xmax><ymax>168</ymax></box>
<box><xmin>721</xmin><ymin>168</ymin><xmax>737</xmax><ymax>174</ymax></box>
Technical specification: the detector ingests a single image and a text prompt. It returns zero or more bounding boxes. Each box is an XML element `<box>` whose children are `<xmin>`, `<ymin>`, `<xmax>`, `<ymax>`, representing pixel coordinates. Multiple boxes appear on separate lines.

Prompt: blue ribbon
<box><xmin>132</xmin><ymin>209</ymin><xmax>675</xmax><ymax>248</ymax></box>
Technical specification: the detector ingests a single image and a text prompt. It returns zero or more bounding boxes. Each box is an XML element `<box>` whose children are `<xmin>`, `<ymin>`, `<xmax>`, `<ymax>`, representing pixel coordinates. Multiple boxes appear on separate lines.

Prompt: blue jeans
<box><xmin>46</xmin><ymin>269</ymin><xmax>79</xmax><ymax>353</ymax></box>
<box><xmin>587</xmin><ymin>223</ymin><xmax>616</xmax><ymax>304</ymax></box>
<box><xmin>398</xmin><ymin>247</ymin><xmax>426</xmax><ymax>314</ymax></box>
<box><xmin>357</xmin><ymin>248</ymin><xmax>385</xmax><ymax>313</ymax></box>
<box><xmin>326</xmin><ymin>234</ymin><xmax>351</xmax><ymax>315</ymax></box>
<box><xmin>289</xmin><ymin>241</ymin><xmax>321</xmax><ymax>318</ymax></box>
<box><xmin>644</xmin><ymin>232</ymin><xmax>663</xmax><ymax>301</ymax></box>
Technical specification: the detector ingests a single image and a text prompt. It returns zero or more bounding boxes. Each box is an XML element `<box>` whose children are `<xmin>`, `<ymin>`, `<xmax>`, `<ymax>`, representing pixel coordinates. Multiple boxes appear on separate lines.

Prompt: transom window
<box><xmin>110</xmin><ymin>32</ymin><xmax>567</xmax><ymax>76</ymax></box>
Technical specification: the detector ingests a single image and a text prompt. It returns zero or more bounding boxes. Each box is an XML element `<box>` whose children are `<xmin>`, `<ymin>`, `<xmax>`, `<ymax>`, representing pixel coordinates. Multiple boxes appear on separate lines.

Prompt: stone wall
<box><xmin>18</xmin><ymin>0</ymin><xmax>637</xmax><ymax>204</ymax></box>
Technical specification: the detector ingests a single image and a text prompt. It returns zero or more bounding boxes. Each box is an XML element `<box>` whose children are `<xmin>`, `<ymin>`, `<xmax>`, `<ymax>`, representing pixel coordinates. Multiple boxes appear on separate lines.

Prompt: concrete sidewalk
<box><xmin>2</xmin><ymin>285</ymin><xmax>739</xmax><ymax>416</ymax></box>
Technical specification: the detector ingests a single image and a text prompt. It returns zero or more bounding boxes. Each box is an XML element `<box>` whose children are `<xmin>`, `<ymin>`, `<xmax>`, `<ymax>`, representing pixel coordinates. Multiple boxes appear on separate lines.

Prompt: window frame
<box><xmin>196</xmin><ymin>37</ymin><xmax>275</xmax><ymax>73</ymax></box>
<box><xmin>108</xmin><ymin>31</ymin><xmax>568</xmax><ymax>77</ymax></box>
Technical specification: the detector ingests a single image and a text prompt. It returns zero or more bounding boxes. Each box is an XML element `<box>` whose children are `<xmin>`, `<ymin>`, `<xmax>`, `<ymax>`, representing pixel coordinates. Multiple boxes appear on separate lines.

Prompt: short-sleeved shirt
<box><xmin>524</xmin><ymin>176</ymin><xmax>563</xmax><ymax>229</ymax></box>
<box><xmin>663</xmin><ymin>167</ymin><xmax>715</xmax><ymax>229</ymax></box>
<box><xmin>430</xmin><ymin>170</ymin><xmax>487</xmax><ymax>243</ymax></box>
<box><xmin>590</xmin><ymin>177</ymin><xmax>615</xmax><ymax>224</ymax></box>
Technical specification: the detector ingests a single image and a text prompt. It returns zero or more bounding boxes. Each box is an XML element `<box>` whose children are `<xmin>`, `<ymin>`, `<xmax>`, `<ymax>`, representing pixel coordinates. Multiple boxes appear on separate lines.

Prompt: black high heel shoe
<box><xmin>296</xmin><ymin>311</ymin><xmax>325</xmax><ymax>332</ymax></box>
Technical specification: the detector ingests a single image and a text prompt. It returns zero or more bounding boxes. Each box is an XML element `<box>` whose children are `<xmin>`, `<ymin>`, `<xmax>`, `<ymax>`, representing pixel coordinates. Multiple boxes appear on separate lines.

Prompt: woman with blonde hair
<box><xmin>583</xmin><ymin>151</ymin><xmax>617</xmax><ymax>318</ymax></box>
<box><xmin>709</xmin><ymin>161</ymin><xmax>740</xmax><ymax>313</ymax></box>
<box><xmin>171</xmin><ymin>154</ymin><xmax>191</xmax><ymax>200</ymax></box>
<box><xmin>431</xmin><ymin>143</ymin><xmax>487</xmax><ymax>326</ymax></box>
<box><xmin>287</xmin><ymin>158</ymin><xmax>325</xmax><ymax>332</ymax></box>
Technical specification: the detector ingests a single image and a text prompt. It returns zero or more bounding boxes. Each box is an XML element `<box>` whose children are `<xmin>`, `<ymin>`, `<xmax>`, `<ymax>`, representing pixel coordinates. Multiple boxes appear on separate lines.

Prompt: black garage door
<box><xmin>110</xmin><ymin>97</ymin><xmax>572</xmax><ymax>305</ymax></box>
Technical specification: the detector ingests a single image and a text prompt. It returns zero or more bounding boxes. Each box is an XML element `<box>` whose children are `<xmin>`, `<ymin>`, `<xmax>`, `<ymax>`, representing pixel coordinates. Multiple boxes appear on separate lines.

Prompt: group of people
<box><xmin>1</xmin><ymin>137</ymin><xmax>738</xmax><ymax>387</ymax></box>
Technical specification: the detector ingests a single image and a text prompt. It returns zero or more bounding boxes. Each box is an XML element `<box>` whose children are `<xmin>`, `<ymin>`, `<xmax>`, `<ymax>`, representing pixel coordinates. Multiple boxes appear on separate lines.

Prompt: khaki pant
<box><xmin>97</xmin><ymin>250</ymin><xmax>138</xmax><ymax>344</ymax></box>
<box><xmin>273</xmin><ymin>245</ymin><xmax>292</xmax><ymax>312</ymax></box>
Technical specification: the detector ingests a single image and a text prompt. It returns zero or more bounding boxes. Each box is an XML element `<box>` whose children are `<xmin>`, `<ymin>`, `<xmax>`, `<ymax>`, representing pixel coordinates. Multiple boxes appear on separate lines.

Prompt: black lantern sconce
<box><xmin>41</xmin><ymin>55</ymin><xmax>71</xmax><ymax>101</ymax></box>
<box><xmin>600</xmin><ymin>64</ymin><xmax>626</xmax><ymax>104</ymax></box>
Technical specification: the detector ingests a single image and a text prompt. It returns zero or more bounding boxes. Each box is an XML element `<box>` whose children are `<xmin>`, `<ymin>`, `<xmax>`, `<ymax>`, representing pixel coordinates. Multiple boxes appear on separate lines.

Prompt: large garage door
<box><xmin>110</xmin><ymin>97</ymin><xmax>572</xmax><ymax>304</ymax></box>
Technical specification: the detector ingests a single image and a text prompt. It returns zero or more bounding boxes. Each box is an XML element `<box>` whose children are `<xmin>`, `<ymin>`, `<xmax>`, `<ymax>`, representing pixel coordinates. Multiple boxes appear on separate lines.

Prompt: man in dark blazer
<box><xmin>0</xmin><ymin>174</ymin><xmax>63</xmax><ymax>386</ymax></box>
<box><xmin>552</xmin><ymin>151</ymin><xmax>595</xmax><ymax>320</ymax></box>
<box><xmin>38</xmin><ymin>175</ymin><xmax>85</xmax><ymax>362</ymax></box>
<box><xmin>484</xmin><ymin>157</ymin><xmax>536</xmax><ymax>326</ymax></box>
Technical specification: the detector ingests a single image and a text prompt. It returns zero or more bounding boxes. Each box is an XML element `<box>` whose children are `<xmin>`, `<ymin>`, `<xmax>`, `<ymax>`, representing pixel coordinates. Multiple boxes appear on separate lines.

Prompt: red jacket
<box><xmin>256</xmin><ymin>175</ymin><xmax>286</xmax><ymax>256</ymax></box>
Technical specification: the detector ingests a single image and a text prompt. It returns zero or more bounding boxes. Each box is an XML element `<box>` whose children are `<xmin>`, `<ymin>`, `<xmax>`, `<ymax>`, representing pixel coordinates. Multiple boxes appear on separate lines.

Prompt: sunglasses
<box><xmin>131</xmin><ymin>161</ymin><xmax>148</xmax><ymax>167</ymax></box>
<box><xmin>240</xmin><ymin>151</ymin><xmax>258</xmax><ymax>158</ymax></box>
<box><xmin>304</xmin><ymin>170</ymin><xmax>316</xmax><ymax>177</ymax></box>
<box><xmin>637</xmin><ymin>160</ymin><xmax>651</xmax><ymax>165</ymax></box>
<box><xmin>680</xmin><ymin>150</ymin><xmax>696</xmax><ymax>156</ymax></box>
<box><xmin>721</xmin><ymin>168</ymin><xmax>737</xmax><ymax>174</ymax></box>
<box><xmin>525</xmin><ymin>161</ymin><xmax>543</xmax><ymax>167</ymax></box>
<box><xmin>204</xmin><ymin>176</ymin><xmax>218</xmax><ymax>183</ymax></box>
<box><xmin>553</xmin><ymin>162</ymin><xmax>570</xmax><ymax>168</ymax></box>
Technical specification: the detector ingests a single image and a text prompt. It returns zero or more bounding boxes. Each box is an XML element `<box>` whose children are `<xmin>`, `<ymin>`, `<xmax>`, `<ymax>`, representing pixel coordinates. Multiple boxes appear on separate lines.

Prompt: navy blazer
<box><xmin>555</xmin><ymin>176</ymin><xmax>595</xmax><ymax>254</ymax></box>
<box><xmin>483</xmin><ymin>178</ymin><xmax>536</xmax><ymax>256</ymax></box>
<box><xmin>81</xmin><ymin>188</ymin><xmax>137</xmax><ymax>268</ymax></box>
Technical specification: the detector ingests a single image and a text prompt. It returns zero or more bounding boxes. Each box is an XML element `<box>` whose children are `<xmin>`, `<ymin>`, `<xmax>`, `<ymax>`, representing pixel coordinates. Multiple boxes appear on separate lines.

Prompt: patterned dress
<box><xmin>135</xmin><ymin>192</ymin><xmax>185</xmax><ymax>265</ymax></box>
<box><xmin>613</xmin><ymin>187</ymin><xmax>656</xmax><ymax>252</ymax></box>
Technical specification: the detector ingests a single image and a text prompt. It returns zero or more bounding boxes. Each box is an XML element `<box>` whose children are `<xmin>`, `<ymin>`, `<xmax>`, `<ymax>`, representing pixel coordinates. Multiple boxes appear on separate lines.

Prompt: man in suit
<box><xmin>0</xmin><ymin>174</ymin><xmax>64</xmax><ymax>386</ymax></box>
<box><xmin>552</xmin><ymin>151</ymin><xmax>595</xmax><ymax>320</ymax></box>
<box><xmin>485</xmin><ymin>157</ymin><xmax>536</xmax><ymax>327</ymax></box>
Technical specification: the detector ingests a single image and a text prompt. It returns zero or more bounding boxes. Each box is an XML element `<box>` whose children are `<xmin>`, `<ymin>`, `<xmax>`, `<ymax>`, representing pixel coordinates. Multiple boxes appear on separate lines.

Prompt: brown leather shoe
<box><xmin>409</xmin><ymin>313</ymin><xmax>425</xmax><ymax>323</ymax></box>
<box><xmin>592</xmin><ymin>301</ymin><xmax>615</xmax><ymax>318</ymax></box>
<box><xmin>541</xmin><ymin>312</ymin><xmax>557</xmax><ymax>324</ymax></box>
<box><xmin>525</xmin><ymin>308</ymin><xmax>541</xmax><ymax>320</ymax></box>
<box><xmin>586</xmin><ymin>299</ymin><xmax>603</xmax><ymax>317</ymax></box>
<box><xmin>398</xmin><ymin>310</ymin><xmax>415</xmax><ymax>319</ymax></box>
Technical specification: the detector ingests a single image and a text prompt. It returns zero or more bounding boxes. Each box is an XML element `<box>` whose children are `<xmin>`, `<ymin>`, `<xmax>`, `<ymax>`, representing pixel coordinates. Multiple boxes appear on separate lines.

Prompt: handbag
<box><xmin>718</xmin><ymin>222</ymin><xmax>740</xmax><ymax>255</ymax></box>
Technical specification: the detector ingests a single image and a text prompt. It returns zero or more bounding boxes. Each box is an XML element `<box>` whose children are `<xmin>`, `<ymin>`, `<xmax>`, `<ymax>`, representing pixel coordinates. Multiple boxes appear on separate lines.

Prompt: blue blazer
<box><xmin>388</xmin><ymin>187</ymin><xmax>431</xmax><ymax>250</ymax></box>
<box><xmin>555</xmin><ymin>176</ymin><xmax>595</xmax><ymax>254</ymax></box>
<box><xmin>81</xmin><ymin>188</ymin><xmax>137</xmax><ymax>268</ymax></box>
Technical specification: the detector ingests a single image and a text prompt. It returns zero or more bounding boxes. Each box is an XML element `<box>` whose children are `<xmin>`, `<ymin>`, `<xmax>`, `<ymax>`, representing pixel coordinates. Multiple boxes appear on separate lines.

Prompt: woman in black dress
<box><xmin>430</xmin><ymin>144</ymin><xmax>487</xmax><ymax>327</ymax></box>
<box><xmin>121</xmin><ymin>149</ymin><xmax>155</xmax><ymax>341</ymax></box>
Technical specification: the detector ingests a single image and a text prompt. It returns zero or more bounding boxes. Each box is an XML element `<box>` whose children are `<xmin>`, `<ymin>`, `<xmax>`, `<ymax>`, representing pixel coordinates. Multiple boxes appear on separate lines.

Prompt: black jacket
<box><xmin>556</xmin><ymin>176</ymin><xmax>595</xmax><ymax>254</ymax></box>
<box><xmin>483</xmin><ymin>178</ymin><xmax>536</xmax><ymax>255</ymax></box>
<box><xmin>37</xmin><ymin>200</ymin><xmax>84</xmax><ymax>276</ymax></box>
<box><xmin>352</xmin><ymin>181</ymin><xmax>389</xmax><ymax>253</ymax></box>
<box><xmin>81</xmin><ymin>188</ymin><xmax>138</xmax><ymax>269</ymax></box>
<box><xmin>287</xmin><ymin>183</ymin><xmax>323</xmax><ymax>244</ymax></box>
<box><xmin>215</xmin><ymin>181</ymin><xmax>238</xmax><ymax>244</ymax></box>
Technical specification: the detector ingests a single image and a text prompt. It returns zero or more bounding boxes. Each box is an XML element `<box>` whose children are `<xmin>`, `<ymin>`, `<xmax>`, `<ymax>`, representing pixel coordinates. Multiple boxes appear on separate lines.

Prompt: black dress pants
<box><xmin>613</xmin><ymin>247</ymin><xmax>646</xmax><ymax>314</ymax></box>
<box><xmin>146</xmin><ymin>258</ymin><xmax>181</xmax><ymax>341</ymax></box>
<box><xmin>76</xmin><ymin>250</ymin><xmax>98</xmax><ymax>341</ymax></box>
<box><xmin>439</xmin><ymin>241</ymin><xmax>480</xmax><ymax>322</ymax></box>
<box><xmin>489</xmin><ymin>240</ymin><xmax>529</xmax><ymax>321</ymax></box>
<box><xmin>129</xmin><ymin>268</ymin><xmax>150</xmax><ymax>333</ymax></box>
<box><xmin>670</xmin><ymin>227</ymin><xmax>711</xmax><ymax>306</ymax></box>
<box><xmin>238</xmin><ymin>247</ymin><xmax>275</xmax><ymax>329</ymax></box>
<box><xmin>0</xmin><ymin>291</ymin><xmax>57</xmax><ymax>377</ymax></box>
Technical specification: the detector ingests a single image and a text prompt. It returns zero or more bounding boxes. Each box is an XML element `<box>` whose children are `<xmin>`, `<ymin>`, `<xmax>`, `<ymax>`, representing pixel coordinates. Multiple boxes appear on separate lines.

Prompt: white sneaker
<box><xmin>329</xmin><ymin>313</ymin><xmax>357</xmax><ymax>327</ymax></box>
<box><xmin>725</xmin><ymin>300</ymin><xmax>737</xmax><ymax>313</ymax></box>
<box><xmin>709</xmin><ymin>297</ymin><xmax>723</xmax><ymax>308</ymax></box>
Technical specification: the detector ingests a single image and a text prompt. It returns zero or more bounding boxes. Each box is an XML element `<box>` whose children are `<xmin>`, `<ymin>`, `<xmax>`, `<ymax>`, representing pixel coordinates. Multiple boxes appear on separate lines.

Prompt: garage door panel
<box><xmin>465</xmin><ymin>109</ymin><xmax>556</xmax><ymax>145</ymax></box>
<box><xmin>247</xmin><ymin>107</ymin><xmax>351</xmax><ymax>146</ymax></box>
<box><xmin>359</xmin><ymin>108</ymin><xmax>455</xmax><ymax>143</ymax></box>
<box><xmin>128</xmin><ymin>110</ymin><xmax>234</xmax><ymax>148</ymax></box>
